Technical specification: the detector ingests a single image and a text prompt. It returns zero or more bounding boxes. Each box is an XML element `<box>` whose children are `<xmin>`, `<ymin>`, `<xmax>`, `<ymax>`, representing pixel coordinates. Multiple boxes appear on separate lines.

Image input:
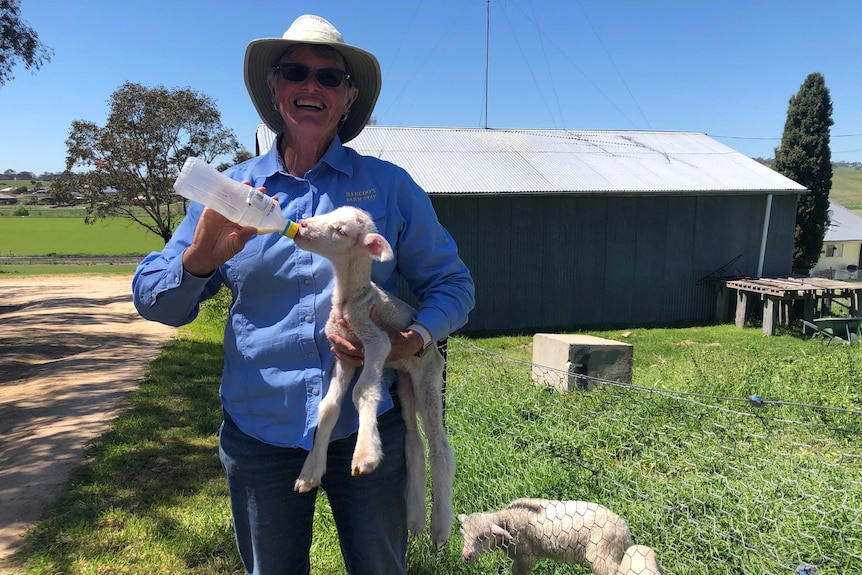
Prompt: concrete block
<box><xmin>531</xmin><ymin>333</ymin><xmax>633</xmax><ymax>392</ymax></box>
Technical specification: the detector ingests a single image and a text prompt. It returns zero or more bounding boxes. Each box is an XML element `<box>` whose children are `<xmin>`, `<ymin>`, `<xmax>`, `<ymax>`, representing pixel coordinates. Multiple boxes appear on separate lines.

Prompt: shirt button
<box><xmin>304</xmin><ymin>278</ymin><xmax>311</xmax><ymax>286</ymax></box>
<box><xmin>308</xmin><ymin>352</ymin><xmax>315</xmax><ymax>359</ymax></box>
<box><xmin>311</xmin><ymin>388</ymin><xmax>319</xmax><ymax>396</ymax></box>
<box><xmin>304</xmin><ymin>315</ymin><xmax>313</xmax><ymax>323</ymax></box>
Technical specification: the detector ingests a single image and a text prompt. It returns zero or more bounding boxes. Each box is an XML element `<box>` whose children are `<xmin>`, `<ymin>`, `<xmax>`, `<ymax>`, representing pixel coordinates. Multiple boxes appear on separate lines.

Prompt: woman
<box><xmin>133</xmin><ymin>14</ymin><xmax>475</xmax><ymax>575</ymax></box>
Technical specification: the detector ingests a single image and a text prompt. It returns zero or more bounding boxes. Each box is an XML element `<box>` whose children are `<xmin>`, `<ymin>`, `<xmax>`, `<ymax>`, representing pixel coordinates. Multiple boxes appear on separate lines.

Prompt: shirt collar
<box><xmin>271</xmin><ymin>133</ymin><xmax>354</xmax><ymax>178</ymax></box>
<box><xmin>255</xmin><ymin>139</ymin><xmax>283</xmax><ymax>178</ymax></box>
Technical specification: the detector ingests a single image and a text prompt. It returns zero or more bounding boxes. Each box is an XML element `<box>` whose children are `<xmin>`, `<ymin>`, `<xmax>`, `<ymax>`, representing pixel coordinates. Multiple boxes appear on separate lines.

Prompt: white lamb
<box><xmin>291</xmin><ymin>205</ymin><xmax>456</xmax><ymax>548</ymax></box>
<box><xmin>458</xmin><ymin>498</ymin><xmax>633</xmax><ymax>575</ymax></box>
<box><xmin>617</xmin><ymin>544</ymin><xmax>662</xmax><ymax>575</ymax></box>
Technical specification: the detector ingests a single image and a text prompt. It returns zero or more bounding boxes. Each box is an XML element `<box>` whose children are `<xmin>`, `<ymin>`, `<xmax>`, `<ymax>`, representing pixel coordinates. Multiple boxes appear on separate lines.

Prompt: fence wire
<box><xmin>440</xmin><ymin>338</ymin><xmax>862</xmax><ymax>575</ymax></box>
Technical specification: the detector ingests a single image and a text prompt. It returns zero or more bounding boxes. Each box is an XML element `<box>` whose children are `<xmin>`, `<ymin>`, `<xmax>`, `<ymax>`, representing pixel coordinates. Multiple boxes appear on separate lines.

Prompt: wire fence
<box><xmin>442</xmin><ymin>338</ymin><xmax>862</xmax><ymax>575</ymax></box>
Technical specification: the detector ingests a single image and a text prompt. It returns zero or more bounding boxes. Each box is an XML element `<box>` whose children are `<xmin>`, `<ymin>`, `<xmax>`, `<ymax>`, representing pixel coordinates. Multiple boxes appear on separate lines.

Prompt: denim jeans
<box><xmin>218</xmin><ymin>405</ymin><xmax>408</xmax><ymax>575</ymax></box>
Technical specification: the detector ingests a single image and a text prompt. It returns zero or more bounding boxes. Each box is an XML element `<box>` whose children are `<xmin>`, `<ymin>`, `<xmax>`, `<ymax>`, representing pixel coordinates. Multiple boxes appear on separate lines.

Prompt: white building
<box><xmin>811</xmin><ymin>201</ymin><xmax>862</xmax><ymax>280</ymax></box>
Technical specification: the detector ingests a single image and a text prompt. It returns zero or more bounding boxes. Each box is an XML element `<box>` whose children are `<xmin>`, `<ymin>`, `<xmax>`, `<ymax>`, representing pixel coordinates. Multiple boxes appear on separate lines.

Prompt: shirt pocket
<box><xmin>223</xmin><ymin>235</ymin><xmax>265</xmax><ymax>282</ymax></box>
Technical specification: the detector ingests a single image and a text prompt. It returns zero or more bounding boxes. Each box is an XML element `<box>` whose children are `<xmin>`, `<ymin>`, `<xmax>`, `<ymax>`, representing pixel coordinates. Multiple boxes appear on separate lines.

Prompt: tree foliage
<box><xmin>773</xmin><ymin>72</ymin><xmax>833</xmax><ymax>274</ymax></box>
<box><xmin>216</xmin><ymin>148</ymin><xmax>253</xmax><ymax>172</ymax></box>
<box><xmin>52</xmin><ymin>82</ymin><xmax>244</xmax><ymax>243</ymax></box>
<box><xmin>0</xmin><ymin>0</ymin><xmax>53</xmax><ymax>87</ymax></box>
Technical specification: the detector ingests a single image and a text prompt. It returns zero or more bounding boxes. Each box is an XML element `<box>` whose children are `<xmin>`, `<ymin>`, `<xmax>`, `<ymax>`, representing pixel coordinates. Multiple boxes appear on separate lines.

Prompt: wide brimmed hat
<box><xmin>244</xmin><ymin>15</ymin><xmax>381</xmax><ymax>144</ymax></box>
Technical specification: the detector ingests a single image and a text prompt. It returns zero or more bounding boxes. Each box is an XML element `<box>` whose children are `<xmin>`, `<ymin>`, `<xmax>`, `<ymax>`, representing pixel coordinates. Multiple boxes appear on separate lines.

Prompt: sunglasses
<box><xmin>274</xmin><ymin>62</ymin><xmax>350</xmax><ymax>88</ymax></box>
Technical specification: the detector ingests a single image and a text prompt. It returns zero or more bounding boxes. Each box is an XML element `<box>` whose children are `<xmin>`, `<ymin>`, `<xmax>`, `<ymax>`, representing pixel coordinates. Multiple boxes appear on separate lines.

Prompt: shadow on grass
<box><xmin>8</xmin><ymin>336</ymin><xmax>242</xmax><ymax>574</ymax></box>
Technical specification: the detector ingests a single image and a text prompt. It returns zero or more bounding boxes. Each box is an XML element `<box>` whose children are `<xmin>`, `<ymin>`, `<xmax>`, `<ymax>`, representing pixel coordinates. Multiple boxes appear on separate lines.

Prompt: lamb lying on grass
<box><xmin>291</xmin><ymin>206</ymin><xmax>456</xmax><ymax>548</ymax></box>
<box><xmin>458</xmin><ymin>498</ymin><xmax>641</xmax><ymax>575</ymax></box>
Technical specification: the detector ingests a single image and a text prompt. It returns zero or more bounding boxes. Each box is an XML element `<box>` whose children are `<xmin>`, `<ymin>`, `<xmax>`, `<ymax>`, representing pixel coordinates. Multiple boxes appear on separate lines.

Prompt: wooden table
<box><xmin>715</xmin><ymin>277</ymin><xmax>862</xmax><ymax>335</ymax></box>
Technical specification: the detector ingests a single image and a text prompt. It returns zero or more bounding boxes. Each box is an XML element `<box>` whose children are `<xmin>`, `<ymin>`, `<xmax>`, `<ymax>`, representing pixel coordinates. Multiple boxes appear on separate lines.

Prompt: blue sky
<box><xmin>2</xmin><ymin>0</ymin><xmax>861</xmax><ymax>176</ymax></box>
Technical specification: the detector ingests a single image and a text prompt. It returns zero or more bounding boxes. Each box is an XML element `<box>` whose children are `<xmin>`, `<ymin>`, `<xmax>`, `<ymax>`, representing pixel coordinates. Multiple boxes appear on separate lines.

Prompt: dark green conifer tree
<box><xmin>773</xmin><ymin>72</ymin><xmax>833</xmax><ymax>274</ymax></box>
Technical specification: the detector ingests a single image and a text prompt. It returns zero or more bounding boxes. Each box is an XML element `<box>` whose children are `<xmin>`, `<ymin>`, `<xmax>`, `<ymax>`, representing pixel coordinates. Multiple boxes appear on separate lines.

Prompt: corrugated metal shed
<box><xmin>255</xmin><ymin>124</ymin><xmax>805</xmax><ymax>331</ymax></box>
<box><xmin>256</xmin><ymin>125</ymin><xmax>805</xmax><ymax>196</ymax></box>
<box><xmin>825</xmin><ymin>201</ymin><xmax>862</xmax><ymax>242</ymax></box>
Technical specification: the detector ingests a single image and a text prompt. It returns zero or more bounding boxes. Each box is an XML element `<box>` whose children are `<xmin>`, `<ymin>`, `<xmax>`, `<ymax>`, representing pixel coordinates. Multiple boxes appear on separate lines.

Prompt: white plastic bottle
<box><xmin>173</xmin><ymin>156</ymin><xmax>299</xmax><ymax>238</ymax></box>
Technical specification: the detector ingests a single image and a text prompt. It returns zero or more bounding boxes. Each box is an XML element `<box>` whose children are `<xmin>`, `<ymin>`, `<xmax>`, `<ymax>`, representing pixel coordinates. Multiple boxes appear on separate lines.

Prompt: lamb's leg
<box><xmin>593</xmin><ymin>529</ymin><xmax>630</xmax><ymax>575</ymax></box>
<box><xmin>415</xmin><ymin>354</ymin><xmax>456</xmax><ymax>549</ymax></box>
<box><xmin>511</xmin><ymin>554</ymin><xmax>537</xmax><ymax>575</ymax></box>
<box><xmin>350</xmin><ymin>336</ymin><xmax>390</xmax><ymax>476</ymax></box>
<box><xmin>295</xmin><ymin>361</ymin><xmax>354</xmax><ymax>492</ymax></box>
<box><xmin>592</xmin><ymin>553</ymin><xmax>619</xmax><ymax>575</ymax></box>
<box><xmin>397</xmin><ymin>372</ymin><xmax>427</xmax><ymax>537</ymax></box>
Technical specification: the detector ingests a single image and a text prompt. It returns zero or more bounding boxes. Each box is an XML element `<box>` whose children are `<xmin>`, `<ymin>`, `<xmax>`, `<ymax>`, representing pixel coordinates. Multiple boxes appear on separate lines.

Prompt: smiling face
<box><xmin>269</xmin><ymin>44</ymin><xmax>359</xmax><ymax>145</ymax></box>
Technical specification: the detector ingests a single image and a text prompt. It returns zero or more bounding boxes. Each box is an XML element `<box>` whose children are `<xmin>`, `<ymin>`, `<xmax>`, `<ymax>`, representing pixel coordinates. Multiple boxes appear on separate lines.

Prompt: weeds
<box><xmin>7</xmin><ymin>305</ymin><xmax>861</xmax><ymax>574</ymax></box>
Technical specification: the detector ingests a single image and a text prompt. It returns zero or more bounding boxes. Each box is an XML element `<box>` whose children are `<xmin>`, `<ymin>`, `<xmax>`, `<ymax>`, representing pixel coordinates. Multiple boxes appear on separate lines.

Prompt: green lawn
<box><xmin>4</xmin><ymin>288</ymin><xmax>860</xmax><ymax>574</ymax></box>
<box><xmin>0</xmin><ymin>217</ymin><xmax>166</xmax><ymax>257</ymax></box>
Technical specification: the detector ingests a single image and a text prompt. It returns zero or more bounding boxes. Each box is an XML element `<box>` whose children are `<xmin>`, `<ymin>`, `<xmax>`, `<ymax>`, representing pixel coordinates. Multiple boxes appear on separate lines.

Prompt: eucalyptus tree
<box><xmin>53</xmin><ymin>82</ymin><xmax>244</xmax><ymax>243</ymax></box>
<box><xmin>0</xmin><ymin>0</ymin><xmax>53</xmax><ymax>87</ymax></box>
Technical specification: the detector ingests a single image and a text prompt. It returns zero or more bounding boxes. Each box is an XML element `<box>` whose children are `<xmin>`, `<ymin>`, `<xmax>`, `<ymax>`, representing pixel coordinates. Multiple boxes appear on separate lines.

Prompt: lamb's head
<box><xmin>293</xmin><ymin>206</ymin><xmax>393</xmax><ymax>263</ymax></box>
<box><xmin>458</xmin><ymin>512</ymin><xmax>514</xmax><ymax>564</ymax></box>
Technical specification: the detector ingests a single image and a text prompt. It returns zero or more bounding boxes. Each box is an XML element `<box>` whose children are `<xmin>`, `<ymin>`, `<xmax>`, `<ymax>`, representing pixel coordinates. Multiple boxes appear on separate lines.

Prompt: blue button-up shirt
<box><xmin>132</xmin><ymin>136</ymin><xmax>475</xmax><ymax>449</ymax></box>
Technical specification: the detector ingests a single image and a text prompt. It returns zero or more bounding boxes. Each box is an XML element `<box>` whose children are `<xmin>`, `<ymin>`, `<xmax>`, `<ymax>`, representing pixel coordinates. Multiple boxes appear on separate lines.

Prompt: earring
<box><xmin>273</xmin><ymin>101</ymin><xmax>279</xmax><ymax>112</ymax></box>
<box><xmin>340</xmin><ymin>111</ymin><xmax>349</xmax><ymax>123</ymax></box>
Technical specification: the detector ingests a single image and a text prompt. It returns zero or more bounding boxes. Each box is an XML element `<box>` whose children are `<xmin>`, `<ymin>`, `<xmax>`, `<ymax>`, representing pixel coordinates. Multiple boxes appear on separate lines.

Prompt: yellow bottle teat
<box><xmin>283</xmin><ymin>220</ymin><xmax>300</xmax><ymax>239</ymax></box>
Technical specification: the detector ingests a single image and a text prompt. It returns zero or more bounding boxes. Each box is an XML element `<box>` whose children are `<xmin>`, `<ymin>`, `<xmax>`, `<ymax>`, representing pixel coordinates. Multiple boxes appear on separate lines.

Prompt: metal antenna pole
<box><xmin>483</xmin><ymin>0</ymin><xmax>490</xmax><ymax>129</ymax></box>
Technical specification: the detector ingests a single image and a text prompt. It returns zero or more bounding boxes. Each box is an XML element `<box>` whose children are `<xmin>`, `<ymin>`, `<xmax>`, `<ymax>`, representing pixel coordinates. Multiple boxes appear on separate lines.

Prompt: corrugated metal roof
<box><xmin>825</xmin><ymin>201</ymin><xmax>862</xmax><ymax>241</ymax></box>
<box><xmin>256</xmin><ymin>125</ymin><xmax>806</xmax><ymax>196</ymax></box>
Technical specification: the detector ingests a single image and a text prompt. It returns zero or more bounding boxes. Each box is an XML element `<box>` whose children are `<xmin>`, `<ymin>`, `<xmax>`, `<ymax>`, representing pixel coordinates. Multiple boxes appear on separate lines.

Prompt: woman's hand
<box><xmin>182</xmin><ymin>207</ymin><xmax>257</xmax><ymax>276</ymax></box>
<box><xmin>181</xmin><ymin>182</ymin><xmax>266</xmax><ymax>277</ymax></box>
<box><xmin>328</xmin><ymin>307</ymin><xmax>425</xmax><ymax>366</ymax></box>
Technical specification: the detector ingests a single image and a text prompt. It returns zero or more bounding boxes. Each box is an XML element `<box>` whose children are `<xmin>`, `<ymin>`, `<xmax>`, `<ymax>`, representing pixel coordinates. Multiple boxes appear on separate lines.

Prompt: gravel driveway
<box><xmin>0</xmin><ymin>275</ymin><xmax>175</xmax><ymax>566</ymax></box>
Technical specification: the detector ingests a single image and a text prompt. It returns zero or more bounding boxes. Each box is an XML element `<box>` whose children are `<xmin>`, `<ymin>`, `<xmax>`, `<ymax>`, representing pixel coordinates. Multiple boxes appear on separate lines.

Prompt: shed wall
<box><xmin>422</xmin><ymin>194</ymin><xmax>798</xmax><ymax>332</ymax></box>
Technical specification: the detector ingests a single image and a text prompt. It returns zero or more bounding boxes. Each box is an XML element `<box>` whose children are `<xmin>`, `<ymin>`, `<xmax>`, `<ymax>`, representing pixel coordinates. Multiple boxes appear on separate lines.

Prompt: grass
<box><xmin>7</xmin><ymin>291</ymin><xmax>239</xmax><ymax>575</ymax></box>
<box><xmin>0</xmin><ymin>179</ymin><xmax>46</xmax><ymax>191</ymax></box>
<box><xmin>0</xmin><ymin>165</ymin><xmax>859</xmax><ymax>262</ymax></box>
<box><xmin>0</xmin><ymin>206</ymin><xmax>91</xmax><ymax>218</ymax></box>
<box><xmin>0</xmin><ymin>264</ymin><xmax>140</xmax><ymax>276</ymax></box>
<box><xmin>829</xmin><ymin>167</ymin><xmax>862</xmax><ymax>212</ymax></box>
<box><xmin>5</xmin><ymin>288</ymin><xmax>861</xmax><ymax>574</ymax></box>
<box><xmin>0</xmin><ymin>217</ymin><xmax>165</xmax><ymax>257</ymax></box>
<box><xmin>443</xmin><ymin>327</ymin><xmax>862</xmax><ymax>574</ymax></box>
<box><xmin>1</xmin><ymin>164</ymin><xmax>861</xmax><ymax>573</ymax></box>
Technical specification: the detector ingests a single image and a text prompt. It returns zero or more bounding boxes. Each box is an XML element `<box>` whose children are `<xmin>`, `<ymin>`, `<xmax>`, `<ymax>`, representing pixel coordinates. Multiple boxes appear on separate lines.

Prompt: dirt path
<box><xmin>0</xmin><ymin>275</ymin><xmax>176</xmax><ymax>565</ymax></box>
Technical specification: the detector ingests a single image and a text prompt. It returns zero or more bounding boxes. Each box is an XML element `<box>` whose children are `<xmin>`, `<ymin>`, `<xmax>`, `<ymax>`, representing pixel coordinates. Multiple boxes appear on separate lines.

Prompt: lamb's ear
<box><xmin>491</xmin><ymin>523</ymin><xmax>514</xmax><ymax>543</ymax></box>
<box><xmin>362</xmin><ymin>233</ymin><xmax>394</xmax><ymax>262</ymax></box>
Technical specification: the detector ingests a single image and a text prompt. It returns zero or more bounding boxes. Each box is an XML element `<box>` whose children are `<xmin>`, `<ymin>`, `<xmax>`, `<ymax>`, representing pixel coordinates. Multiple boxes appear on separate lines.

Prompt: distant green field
<box><xmin>0</xmin><ymin>217</ymin><xmax>166</xmax><ymax>256</ymax></box>
<box><xmin>830</xmin><ymin>167</ymin><xmax>862</xmax><ymax>211</ymax></box>
<box><xmin>0</xmin><ymin>165</ymin><xmax>860</xmax><ymax>259</ymax></box>
<box><xmin>0</xmin><ymin>264</ymin><xmax>140</xmax><ymax>276</ymax></box>
<box><xmin>0</xmin><ymin>179</ymin><xmax>43</xmax><ymax>191</ymax></box>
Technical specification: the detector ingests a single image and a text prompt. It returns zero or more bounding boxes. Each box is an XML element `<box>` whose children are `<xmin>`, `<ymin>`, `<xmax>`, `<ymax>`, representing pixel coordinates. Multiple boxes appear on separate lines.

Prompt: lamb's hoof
<box><xmin>430</xmin><ymin>509</ymin><xmax>454</xmax><ymax>549</ymax></box>
<box><xmin>407</xmin><ymin>514</ymin><xmax>425</xmax><ymax>539</ymax></box>
<box><xmin>406</xmin><ymin>503</ymin><xmax>425</xmax><ymax>538</ymax></box>
<box><xmin>430</xmin><ymin>522</ymin><xmax>452</xmax><ymax>550</ymax></box>
<box><xmin>294</xmin><ymin>477</ymin><xmax>319</xmax><ymax>493</ymax></box>
<box><xmin>350</xmin><ymin>454</ymin><xmax>381</xmax><ymax>476</ymax></box>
